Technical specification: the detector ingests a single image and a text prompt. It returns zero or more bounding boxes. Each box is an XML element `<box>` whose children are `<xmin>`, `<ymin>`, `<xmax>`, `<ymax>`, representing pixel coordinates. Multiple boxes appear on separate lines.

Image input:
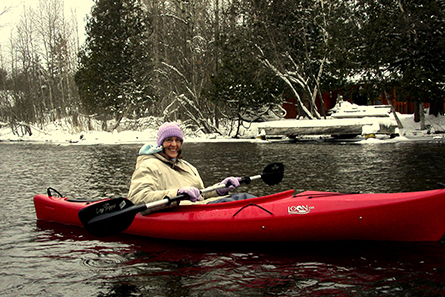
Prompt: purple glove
<box><xmin>178</xmin><ymin>186</ymin><xmax>202</xmax><ymax>202</ymax></box>
<box><xmin>217</xmin><ymin>177</ymin><xmax>241</xmax><ymax>196</ymax></box>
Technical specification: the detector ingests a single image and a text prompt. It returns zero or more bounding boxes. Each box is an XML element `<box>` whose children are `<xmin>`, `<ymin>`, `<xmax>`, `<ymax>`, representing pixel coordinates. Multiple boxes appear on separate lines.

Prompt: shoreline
<box><xmin>1</xmin><ymin>113</ymin><xmax>445</xmax><ymax>145</ymax></box>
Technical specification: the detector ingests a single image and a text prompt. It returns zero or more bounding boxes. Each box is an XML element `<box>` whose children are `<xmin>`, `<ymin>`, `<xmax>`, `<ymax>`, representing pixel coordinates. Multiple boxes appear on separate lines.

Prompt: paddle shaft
<box><xmin>87</xmin><ymin>183</ymin><xmax>228</xmax><ymax>226</ymax></box>
<box><xmin>141</xmin><ymin>183</ymin><xmax>228</xmax><ymax>209</ymax></box>
<box><xmin>86</xmin><ymin>175</ymin><xmax>261</xmax><ymax>226</ymax></box>
<box><xmin>141</xmin><ymin>175</ymin><xmax>262</xmax><ymax>209</ymax></box>
<box><xmin>151</xmin><ymin>175</ymin><xmax>261</xmax><ymax>205</ymax></box>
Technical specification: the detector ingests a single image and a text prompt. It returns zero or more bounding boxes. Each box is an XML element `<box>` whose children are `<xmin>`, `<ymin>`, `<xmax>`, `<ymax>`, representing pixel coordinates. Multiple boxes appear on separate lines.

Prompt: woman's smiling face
<box><xmin>162</xmin><ymin>136</ymin><xmax>182</xmax><ymax>159</ymax></box>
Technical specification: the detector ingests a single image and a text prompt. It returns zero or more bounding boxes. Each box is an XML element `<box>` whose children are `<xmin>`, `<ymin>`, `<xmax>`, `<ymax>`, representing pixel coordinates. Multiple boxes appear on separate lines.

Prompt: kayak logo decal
<box><xmin>288</xmin><ymin>205</ymin><xmax>314</xmax><ymax>214</ymax></box>
<box><xmin>95</xmin><ymin>202</ymin><xmax>118</xmax><ymax>214</ymax></box>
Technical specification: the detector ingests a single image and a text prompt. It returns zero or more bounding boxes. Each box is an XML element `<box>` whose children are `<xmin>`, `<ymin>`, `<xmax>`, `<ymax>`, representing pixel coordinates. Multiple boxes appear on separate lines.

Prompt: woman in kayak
<box><xmin>127</xmin><ymin>122</ymin><xmax>241</xmax><ymax>205</ymax></box>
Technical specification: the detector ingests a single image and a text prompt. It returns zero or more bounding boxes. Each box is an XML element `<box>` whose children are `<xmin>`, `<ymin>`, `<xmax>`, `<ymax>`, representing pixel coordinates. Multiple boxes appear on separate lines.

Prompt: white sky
<box><xmin>0</xmin><ymin>0</ymin><xmax>94</xmax><ymax>55</ymax></box>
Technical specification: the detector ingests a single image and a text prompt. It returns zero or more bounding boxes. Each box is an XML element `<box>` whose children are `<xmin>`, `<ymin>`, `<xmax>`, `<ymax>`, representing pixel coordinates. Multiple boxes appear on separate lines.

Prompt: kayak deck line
<box><xmin>232</xmin><ymin>203</ymin><xmax>274</xmax><ymax>217</ymax></box>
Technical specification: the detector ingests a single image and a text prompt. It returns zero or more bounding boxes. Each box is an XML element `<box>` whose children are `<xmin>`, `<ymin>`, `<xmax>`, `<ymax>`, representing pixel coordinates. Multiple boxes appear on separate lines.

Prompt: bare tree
<box><xmin>151</xmin><ymin>0</ymin><xmax>221</xmax><ymax>133</ymax></box>
<box><xmin>5</xmin><ymin>0</ymin><xmax>81</xmax><ymax>130</ymax></box>
<box><xmin>35</xmin><ymin>0</ymin><xmax>80</xmax><ymax>118</ymax></box>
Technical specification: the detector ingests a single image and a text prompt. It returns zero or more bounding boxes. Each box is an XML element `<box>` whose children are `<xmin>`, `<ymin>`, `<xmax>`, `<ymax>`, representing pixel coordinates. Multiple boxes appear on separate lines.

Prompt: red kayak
<box><xmin>34</xmin><ymin>188</ymin><xmax>445</xmax><ymax>242</ymax></box>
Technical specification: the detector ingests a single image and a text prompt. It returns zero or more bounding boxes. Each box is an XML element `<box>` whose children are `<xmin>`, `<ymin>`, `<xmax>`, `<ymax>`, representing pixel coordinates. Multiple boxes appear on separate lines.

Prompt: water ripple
<box><xmin>82</xmin><ymin>253</ymin><xmax>128</xmax><ymax>269</ymax></box>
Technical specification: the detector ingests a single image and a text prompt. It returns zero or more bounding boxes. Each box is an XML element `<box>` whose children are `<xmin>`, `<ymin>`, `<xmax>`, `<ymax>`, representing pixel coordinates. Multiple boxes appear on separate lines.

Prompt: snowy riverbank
<box><xmin>1</xmin><ymin>112</ymin><xmax>445</xmax><ymax>145</ymax></box>
<box><xmin>0</xmin><ymin>117</ymin><xmax>261</xmax><ymax>145</ymax></box>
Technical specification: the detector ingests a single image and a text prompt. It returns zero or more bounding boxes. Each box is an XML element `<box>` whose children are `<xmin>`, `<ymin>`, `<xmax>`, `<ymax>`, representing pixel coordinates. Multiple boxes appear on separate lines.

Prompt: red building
<box><xmin>282</xmin><ymin>88</ymin><xmax>443</xmax><ymax>119</ymax></box>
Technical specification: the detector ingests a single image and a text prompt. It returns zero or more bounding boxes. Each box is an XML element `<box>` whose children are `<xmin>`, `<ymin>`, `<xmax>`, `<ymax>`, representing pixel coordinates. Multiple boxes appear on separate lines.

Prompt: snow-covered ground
<box><xmin>0</xmin><ymin>117</ymin><xmax>261</xmax><ymax>145</ymax></box>
<box><xmin>355</xmin><ymin>112</ymin><xmax>445</xmax><ymax>144</ymax></box>
<box><xmin>1</xmin><ymin>107</ymin><xmax>445</xmax><ymax>145</ymax></box>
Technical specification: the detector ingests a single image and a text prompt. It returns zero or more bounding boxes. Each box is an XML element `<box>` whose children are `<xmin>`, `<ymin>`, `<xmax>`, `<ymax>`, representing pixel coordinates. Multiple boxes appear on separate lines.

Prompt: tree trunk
<box><xmin>414</xmin><ymin>102</ymin><xmax>426</xmax><ymax>130</ymax></box>
<box><xmin>429</xmin><ymin>100</ymin><xmax>444</xmax><ymax>117</ymax></box>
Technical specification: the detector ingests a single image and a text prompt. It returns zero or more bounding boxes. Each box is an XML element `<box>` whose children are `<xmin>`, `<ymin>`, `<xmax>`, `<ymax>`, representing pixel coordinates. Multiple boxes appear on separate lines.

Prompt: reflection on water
<box><xmin>1</xmin><ymin>142</ymin><xmax>445</xmax><ymax>296</ymax></box>
<box><xmin>30</xmin><ymin>222</ymin><xmax>445</xmax><ymax>297</ymax></box>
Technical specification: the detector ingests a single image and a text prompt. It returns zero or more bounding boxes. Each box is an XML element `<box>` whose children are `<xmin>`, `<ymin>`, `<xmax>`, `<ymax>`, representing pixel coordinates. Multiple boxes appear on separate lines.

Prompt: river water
<box><xmin>1</xmin><ymin>141</ymin><xmax>445</xmax><ymax>296</ymax></box>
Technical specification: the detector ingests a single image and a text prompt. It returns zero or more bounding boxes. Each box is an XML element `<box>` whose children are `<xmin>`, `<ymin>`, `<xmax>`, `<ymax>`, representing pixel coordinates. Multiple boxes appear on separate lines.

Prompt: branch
<box><xmin>161</xmin><ymin>62</ymin><xmax>189</xmax><ymax>85</ymax></box>
<box><xmin>285</xmin><ymin>52</ymin><xmax>322</xmax><ymax>119</ymax></box>
<box><xmin>160</xmin><ymin>13</ymin><xmax>188</xmax><ymax>26</ymax></box>
<box><xmin>260</xmin><ymin>57</ymin><xmax>314</xmax><ymax>119</ymax></box>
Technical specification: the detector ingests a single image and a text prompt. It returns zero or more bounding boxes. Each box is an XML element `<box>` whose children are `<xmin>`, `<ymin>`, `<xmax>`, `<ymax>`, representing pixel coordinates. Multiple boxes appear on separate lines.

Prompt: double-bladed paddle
<box><xmin>78</xmin><ymin>162</ymin><xmax>284</xmax><ymax>237</ymax></box>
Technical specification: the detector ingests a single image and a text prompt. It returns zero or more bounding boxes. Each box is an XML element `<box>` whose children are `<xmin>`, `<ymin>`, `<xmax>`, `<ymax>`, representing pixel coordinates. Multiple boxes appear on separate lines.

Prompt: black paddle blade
<box><xmin>78</xmin><ymin>198</ymin><xmax>138</xmax><ymax>237</ymax></box>
<box><xmin>262</xmin><ymin>163</ymin><xmax>284</xmax><ymax>185</ymax></box>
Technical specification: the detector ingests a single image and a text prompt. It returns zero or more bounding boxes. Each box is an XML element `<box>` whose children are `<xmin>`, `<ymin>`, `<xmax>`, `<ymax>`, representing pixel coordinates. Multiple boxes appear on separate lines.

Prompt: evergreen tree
<box><xmin>354</xmin><ymin>0</ymin><xmax>445</xmax><ymax>115</ymax></box>
<box><xmin>204</xmin><ymin>28</ymin><xmax>284</xmax><ymax>123</ymax></box>
<box><xmin>75</xmin><ymin>0</ymin><xmax>154</xmax><ymax>127</ymax></box>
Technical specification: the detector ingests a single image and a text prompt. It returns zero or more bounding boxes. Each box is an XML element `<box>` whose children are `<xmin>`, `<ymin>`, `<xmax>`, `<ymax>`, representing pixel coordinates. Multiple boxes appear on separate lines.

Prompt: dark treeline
<box><xmin>1</xmin><ymin>0</ymin><xmax>444</xmax><ymax>135</ymax></box>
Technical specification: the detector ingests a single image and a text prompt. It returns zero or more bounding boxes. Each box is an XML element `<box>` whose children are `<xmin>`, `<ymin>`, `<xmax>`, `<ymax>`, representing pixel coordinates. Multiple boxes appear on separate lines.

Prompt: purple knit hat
<box><xmin>157</xmin><ymin>122</ymin><xmax>184</xmax><ymax>147</ymax></box>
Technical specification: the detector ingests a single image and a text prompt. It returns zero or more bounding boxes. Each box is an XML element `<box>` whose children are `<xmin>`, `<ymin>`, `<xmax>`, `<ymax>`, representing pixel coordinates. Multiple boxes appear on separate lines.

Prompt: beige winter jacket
<box><xmin>127</xmin><ymin>152</ymin><xmax>219</xmax><ymax>205</ymax></box>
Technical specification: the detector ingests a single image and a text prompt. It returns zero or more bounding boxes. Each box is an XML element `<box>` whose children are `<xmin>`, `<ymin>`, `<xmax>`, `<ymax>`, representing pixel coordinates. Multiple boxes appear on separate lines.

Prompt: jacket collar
<box><xmin>152</xmin><ymin>151</ymin><xmax>185</xmax><ymax>171</ymax></box>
